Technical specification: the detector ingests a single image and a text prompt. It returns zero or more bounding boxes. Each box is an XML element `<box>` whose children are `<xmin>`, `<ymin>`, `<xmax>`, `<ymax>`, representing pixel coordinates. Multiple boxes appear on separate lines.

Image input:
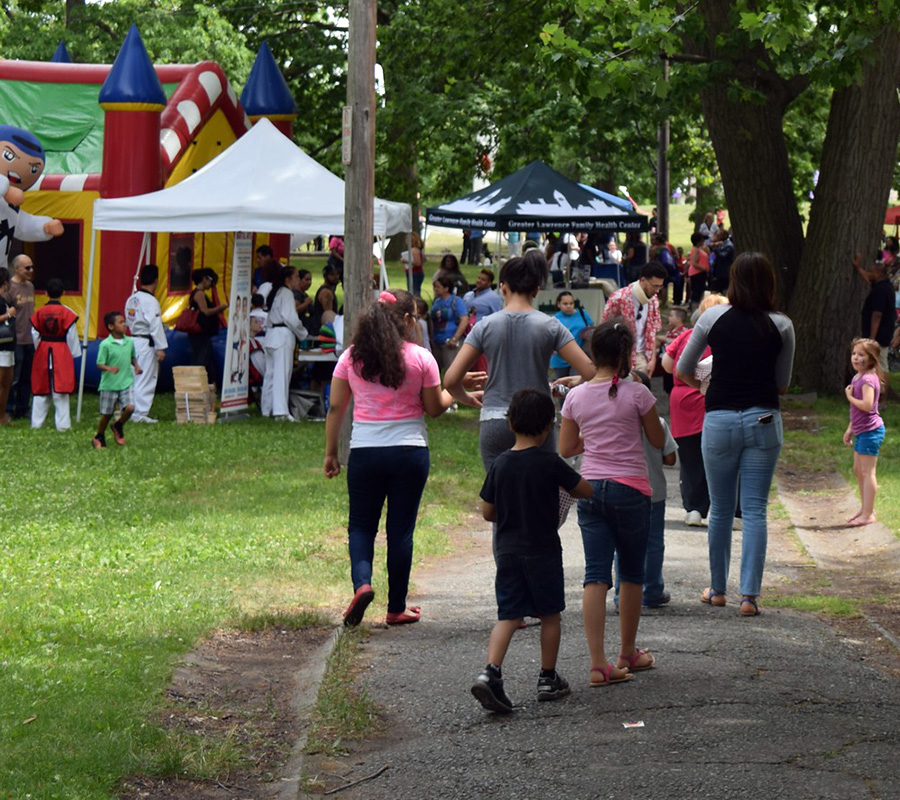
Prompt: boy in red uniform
<box><xmin>30</xmin><ymin>278</ymin><xmax>80</xmax><ymax>430</ymax></box>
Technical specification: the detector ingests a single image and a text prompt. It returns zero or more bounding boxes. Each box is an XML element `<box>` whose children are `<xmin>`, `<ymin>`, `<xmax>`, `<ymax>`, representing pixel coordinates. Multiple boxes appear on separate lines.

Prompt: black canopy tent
<box><xmin>425</xmin><ymin>160</ymin><xmax>648</xmax><ymax>233</ymax></box>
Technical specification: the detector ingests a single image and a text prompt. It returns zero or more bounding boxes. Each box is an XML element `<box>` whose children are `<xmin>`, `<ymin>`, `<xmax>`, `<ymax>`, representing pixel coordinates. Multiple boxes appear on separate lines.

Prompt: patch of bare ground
<box><xmin>119</xmin><ymin>625</ymin><xmax>333</xmax><ymax>800</ymax></box>
<box><xmin>770</xmin><ymin>408</ymin><xmax>900</xmax><ymax>678</ymax></box>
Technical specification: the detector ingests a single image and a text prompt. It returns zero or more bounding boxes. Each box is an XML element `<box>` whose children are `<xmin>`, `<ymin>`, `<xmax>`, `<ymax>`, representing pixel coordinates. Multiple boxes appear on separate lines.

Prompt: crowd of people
<box><xmin>320</xmin><ymin>238</ymin><xmax>885</xmax><ymax>714</ymax></box>
<box><xmin>1</xmin><ymin>222</ymin><xmax>888</xmax><ymax>709</ymax></box>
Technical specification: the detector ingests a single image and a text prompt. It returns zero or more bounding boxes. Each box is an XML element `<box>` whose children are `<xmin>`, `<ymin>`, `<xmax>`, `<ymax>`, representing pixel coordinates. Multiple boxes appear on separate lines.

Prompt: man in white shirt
<box><xmin>125</xmin><ymin>264</ymin><xmax>168</xmax><ymax>422</ymax></box>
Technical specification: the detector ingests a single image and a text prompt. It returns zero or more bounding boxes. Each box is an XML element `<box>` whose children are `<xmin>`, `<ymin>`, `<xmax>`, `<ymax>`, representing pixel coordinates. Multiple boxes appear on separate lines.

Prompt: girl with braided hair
<box><xmin>559</xmin><ymin>319</ymin><xmax>665</xmax><ymax>687</ymax></box>
<box><xmin>324</xmin><ymin>289</ymin><xmax>458</xmax><ymax>627</ymax></box>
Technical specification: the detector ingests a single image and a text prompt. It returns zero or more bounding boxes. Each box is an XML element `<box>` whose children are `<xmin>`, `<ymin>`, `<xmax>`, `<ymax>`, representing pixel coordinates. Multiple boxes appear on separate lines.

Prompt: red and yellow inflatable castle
<box><xmin>0</xmin><ymin>25</ymin><xmax>297</xmax><ymax>336</ymax></box>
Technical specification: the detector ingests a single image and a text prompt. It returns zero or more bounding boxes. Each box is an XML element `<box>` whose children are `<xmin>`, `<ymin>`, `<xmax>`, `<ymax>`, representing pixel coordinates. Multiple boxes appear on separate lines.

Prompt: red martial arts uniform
<box><xmin>31</xmin><ymin>301</ymin><xmax>78</xmax><ymax>395</ymax></box>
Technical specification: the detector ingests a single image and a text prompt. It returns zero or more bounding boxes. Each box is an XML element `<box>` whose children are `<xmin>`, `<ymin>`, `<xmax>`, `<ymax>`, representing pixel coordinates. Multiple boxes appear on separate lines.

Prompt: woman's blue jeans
<box><xmin>701</xmin><ymin>408</ymin><xmax>783</xmax><ymax>597</ymax></box>
<box><xmin>347</xmin><ymin>446</ymin><xmax>430</xmax><ymax>613</ymax></box>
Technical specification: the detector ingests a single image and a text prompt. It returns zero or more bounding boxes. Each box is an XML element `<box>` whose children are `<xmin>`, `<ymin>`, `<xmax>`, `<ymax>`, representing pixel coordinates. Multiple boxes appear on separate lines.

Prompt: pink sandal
<box><xmin>589</xmin><ymin>664</ymin><xmax>634</xmax><ymax>688</ymax></box>
<box><xmin>617</xmin><ymin>648</ymin><xmax>655</xmax><ymax>672</ymax></box>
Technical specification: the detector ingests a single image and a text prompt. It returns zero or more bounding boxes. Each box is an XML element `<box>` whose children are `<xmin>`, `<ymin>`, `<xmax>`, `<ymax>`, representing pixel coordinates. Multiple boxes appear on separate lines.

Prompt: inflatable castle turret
<box><xmin>240</xmin><ymin>41</ymin><xmax>298</xmax><ymax>263</ymax></box>
<box><xmin>0</xmin><ymin>29</ymin><xmax>298</xmax><ymax>335</ymax></box>
<box><xmin>98</xmin><ymin>25</ymin><xmax>167</xmax><ymax>317</ymax></box>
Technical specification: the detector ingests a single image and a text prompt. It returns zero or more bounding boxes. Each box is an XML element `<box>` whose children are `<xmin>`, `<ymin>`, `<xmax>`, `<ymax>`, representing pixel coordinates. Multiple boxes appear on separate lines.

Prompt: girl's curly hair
<box><xmin>350</xmin><ymin>288</ymin><xmax>416</xmax><ymax>389</ymax></box>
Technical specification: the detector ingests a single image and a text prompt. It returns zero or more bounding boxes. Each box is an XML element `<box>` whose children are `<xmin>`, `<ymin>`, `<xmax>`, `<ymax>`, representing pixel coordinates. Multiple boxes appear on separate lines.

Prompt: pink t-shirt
<box><xmin>665</xmin><ymin>327</ymin><xmax>709</xmax><ymax>438</ymax></box>
<box><xmin>334</xmin><ymin>341</ymin><xmax>440</xmax><ymax>422</ymax></box>
<box><xmin>561</xmin><ymin>379</ymin><xmax>657</xmax><ymax>495</ymax></box>
<box><xmin>850</xmin><ymin>371</ymin><xmax>884</xmax><ymax>435</ymax></box>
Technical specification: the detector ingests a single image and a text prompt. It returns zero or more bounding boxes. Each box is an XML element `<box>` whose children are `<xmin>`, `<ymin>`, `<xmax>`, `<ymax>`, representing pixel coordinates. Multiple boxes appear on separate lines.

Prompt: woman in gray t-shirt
<box><xmin>444</xmin><ymin>254</ymin><xmax>595</xmax><ymax>471</ymax></box>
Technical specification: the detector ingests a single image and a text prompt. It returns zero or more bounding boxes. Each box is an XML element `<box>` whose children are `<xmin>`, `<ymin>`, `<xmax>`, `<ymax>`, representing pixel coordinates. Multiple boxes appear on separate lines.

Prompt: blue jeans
<box><xmin>346</xmin><ymin>446</ymin><xmax>430</xmax><ymax>613</ymax></box>
<box><xmin>701</xmin><ymin>408</ymin><xmax>783</xmax><ymax>597</ymax></box>
<box><xmin>578</xmin><ymin>479</ymin><xmax>650</xmax><ymax>587</ymax></box>
<box><xmin>613</xmin><ymin>500</ymin><xmax>666</xmax><ymax>604</ymax></box>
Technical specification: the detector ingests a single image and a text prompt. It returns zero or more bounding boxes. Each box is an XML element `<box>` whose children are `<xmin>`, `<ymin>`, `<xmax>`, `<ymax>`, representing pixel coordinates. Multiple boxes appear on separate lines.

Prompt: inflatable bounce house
<box><xmin>0</xmin><ymin>25</ymin><xmax>297</xmax><ymax>337</ymax></box>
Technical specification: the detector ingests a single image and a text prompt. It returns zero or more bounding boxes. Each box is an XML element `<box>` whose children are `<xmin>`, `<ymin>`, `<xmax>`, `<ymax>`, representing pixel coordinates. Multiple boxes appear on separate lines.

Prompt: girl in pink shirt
<box><xmin>844</xmin><ymin>338</ymin><xmax>886</xmax><ymax>527</ymax></box>
<box><xmin>324</xmin><ymin>289</ymin><xmax>456</xmax><ymax>627</ymax></box>
<box><xmin>560</xmin><ymin>320</ymin><xmax>664</xmax><ymax>687</ymax></box>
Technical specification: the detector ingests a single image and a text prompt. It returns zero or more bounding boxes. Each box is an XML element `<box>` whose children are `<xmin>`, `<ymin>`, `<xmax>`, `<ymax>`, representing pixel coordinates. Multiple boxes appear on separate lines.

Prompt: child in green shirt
<box><xmin>93</xmin><ymin>311</ymin><xmax>141</xmax><ymax>449</ymax></box>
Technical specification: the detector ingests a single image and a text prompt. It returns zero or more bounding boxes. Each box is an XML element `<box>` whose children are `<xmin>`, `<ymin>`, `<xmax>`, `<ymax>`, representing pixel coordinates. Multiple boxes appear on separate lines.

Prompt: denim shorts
<box><xmin>494</xmin><ymin>551</ymin><xmax>565</xmax><ymax>620</ymax></box>
<box><xmin>578</xmin><ymin>479</ymin><xmax>650</xmax><ymax>586</ymax></box>
<box><xmin>855</xmin><ymin>425</ymin><xmax>885</xmax><ymax>456</ymax></box>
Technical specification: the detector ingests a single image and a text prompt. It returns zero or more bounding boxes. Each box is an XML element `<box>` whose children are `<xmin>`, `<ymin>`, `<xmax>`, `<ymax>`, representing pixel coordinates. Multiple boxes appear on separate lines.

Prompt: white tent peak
<box><xmin>92</xmin><ymin>118</ymin><xmax>411</xmax><ymax>236</ymax></box>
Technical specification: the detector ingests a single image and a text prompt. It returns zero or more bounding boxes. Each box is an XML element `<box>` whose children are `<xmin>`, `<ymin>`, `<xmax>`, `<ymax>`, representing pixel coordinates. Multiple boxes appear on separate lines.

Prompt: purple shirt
<box><xmin>850</xmin><ymin>372</ymin><xmax>884</xmax><ymax>435</ymax></box>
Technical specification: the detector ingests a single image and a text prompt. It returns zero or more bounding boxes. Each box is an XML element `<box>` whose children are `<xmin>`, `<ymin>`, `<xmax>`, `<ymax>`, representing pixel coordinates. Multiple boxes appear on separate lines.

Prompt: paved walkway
<box><xmin>312</xmin><ymin>464</ymin><xmax>900</xmax><ymax>799</ymax></box>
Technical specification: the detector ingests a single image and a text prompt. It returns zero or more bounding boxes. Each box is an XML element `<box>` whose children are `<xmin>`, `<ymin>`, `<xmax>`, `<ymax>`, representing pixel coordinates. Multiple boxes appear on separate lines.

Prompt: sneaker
<box><xmin>685</xmin><ymin>510</ymin><xmax>704</xmax><ymax>527</ymax></box>
<box><xmin>112</xmin><ymin>422</ymin><xmax>126</xmax><ymax>445</ymax></box>
<box><xmin>537</xmin><ymin>671</ymin><xmax>571</xmax><ymax>702</ymax></box>
<box><xmin>274</xmin><ymin>414</ymin><xmax>297</xmax><ymax>423</ymax></box>
<box><xmin>643</xmin><ymin>590</ymin><xmax>671</xmax><ymax>608</ymax></box>
<box><xmin>91</xmin><ymin>435</ymin><xmax>106</xmax><ymax>449</ymax></box>
<box><xmin>471</xmin><ymin>667</ymin><xmax>514</xmax><ymax>713</ymax></box>
<box><xmin>133</xmin><ymin>415</ymin><xmax>158</xmax><ymax>424</ymax></box>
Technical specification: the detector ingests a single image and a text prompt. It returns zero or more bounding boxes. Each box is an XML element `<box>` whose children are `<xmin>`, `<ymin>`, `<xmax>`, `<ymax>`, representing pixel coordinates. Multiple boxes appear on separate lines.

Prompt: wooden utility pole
<box><xmin>656</xmin><ymin>57</ymin><xmax>670</xmax><ymax>239</ymax></box>
<box><xmin>342</xmin><ymin>0</ymin><xmax>377</xmax><ymax>344</ymax></box>
<box><xmin>339</xmin><ymin>0</ymin><xmax>376</xmax><ymax>462</ymax></box>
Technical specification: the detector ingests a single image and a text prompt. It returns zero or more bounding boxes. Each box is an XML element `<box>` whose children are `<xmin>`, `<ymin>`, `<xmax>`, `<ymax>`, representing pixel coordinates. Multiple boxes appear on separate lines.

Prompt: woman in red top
<box><xmin>687</xmin><ymin>232</ymin><xmax>710</xmax><ymax>311</ymax></box>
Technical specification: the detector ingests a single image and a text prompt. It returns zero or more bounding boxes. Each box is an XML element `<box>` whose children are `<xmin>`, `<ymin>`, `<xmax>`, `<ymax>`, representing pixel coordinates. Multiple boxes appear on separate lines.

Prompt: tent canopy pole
<box><xmin>76</xmin><ymin>228</ymin><xmax>99</xmax><ymax>423</ymax></box>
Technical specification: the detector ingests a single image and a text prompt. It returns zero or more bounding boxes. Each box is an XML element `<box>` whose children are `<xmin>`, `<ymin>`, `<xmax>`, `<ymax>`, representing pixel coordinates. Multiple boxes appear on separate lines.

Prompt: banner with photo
<box><xmin>220</xmin><ymin>231</ymin><xmax>253</xmax><ymax>411</ymax></box>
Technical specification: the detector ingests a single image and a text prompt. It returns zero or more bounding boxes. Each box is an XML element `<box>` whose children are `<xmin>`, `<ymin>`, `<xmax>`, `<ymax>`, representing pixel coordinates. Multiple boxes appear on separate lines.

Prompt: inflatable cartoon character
<box><xmin>0</xmin><ymin>125</ymin><xmax>64</xmax><ymax>269</ymax></box>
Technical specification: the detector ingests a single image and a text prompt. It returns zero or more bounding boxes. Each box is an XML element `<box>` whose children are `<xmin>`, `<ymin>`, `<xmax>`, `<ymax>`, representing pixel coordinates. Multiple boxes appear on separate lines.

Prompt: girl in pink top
<box><xmin>559</xmin><ymin>320</ymin><xmax>664</xmax><ymax>687</ymax></box>
<box><xmin>844</xmin><ymin>338</ymin><xmax>886</xmax><ymax>527</ymax></box>
<box><xmin>324</xmin><ymin>289</ymin><xmax>456</xmax><ymax>627</ymax></box>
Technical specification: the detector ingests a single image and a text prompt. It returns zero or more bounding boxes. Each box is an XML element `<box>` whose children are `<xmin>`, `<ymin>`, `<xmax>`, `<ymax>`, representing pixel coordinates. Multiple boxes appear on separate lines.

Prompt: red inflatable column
<box><xmin>97</xmin><ymin>25</ymin><xmax>167</xmax><ymax>319</ymax></box>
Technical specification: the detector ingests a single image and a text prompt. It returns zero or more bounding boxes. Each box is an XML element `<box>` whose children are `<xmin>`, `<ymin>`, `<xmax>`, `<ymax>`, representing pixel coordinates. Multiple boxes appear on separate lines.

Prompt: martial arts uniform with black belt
<box><xmin>262</xmin><ymin>287</ymin><xmax>308</xmax><ymax>419</ymax></box>
<box><xmin>125</xmin><ymin>287</ymin><xmax>168</xmax><ymax>422</ymax></box>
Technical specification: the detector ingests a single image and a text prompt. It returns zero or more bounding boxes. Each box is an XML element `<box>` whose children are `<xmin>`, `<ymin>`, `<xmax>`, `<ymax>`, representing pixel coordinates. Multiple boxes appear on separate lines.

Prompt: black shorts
<box><xmin>494</xmin><ymin>551</ymin><xmax>565</xmax><ymax>620</ymax></box>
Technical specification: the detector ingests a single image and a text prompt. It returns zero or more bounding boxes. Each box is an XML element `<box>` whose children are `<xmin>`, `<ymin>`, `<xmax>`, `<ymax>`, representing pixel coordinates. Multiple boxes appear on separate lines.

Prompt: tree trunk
<box><xmin>789</xmin><ymin>27</ymin><xmax>900</xmax><ymax>393</ymax></box>
<box><xmin>693</xmin><ymin>0</ymin><xmax>806</xmax><ymax>300</ymax></box>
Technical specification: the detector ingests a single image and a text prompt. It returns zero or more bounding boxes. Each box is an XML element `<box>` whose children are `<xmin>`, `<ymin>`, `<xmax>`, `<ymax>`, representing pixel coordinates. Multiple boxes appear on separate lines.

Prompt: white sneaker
<box><xmin>685</xmin><ymin>510</ymin><xmax>704</xmax><ymax>527</ymax></box>
<box><xmin>274</xmin><ymin>414</ymin><xmax>297</xmax><ymax>423</ymax></box>
<box><xmin>133</xmin><ymin>415</ymin><xmax>158</xmax><ymax>424</ymax></box>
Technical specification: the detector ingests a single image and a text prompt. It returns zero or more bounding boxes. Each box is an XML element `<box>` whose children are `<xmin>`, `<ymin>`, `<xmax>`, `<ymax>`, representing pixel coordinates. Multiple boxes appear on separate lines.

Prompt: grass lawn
<box><xmin>0</xmin><ymin>395</ymin><xmax>485</xmax><ymax>798</ymax></box>
<box><xmin>780</xmin><ymin>394</ymin><xmax>900</xmax><ymax>538</ymax></box>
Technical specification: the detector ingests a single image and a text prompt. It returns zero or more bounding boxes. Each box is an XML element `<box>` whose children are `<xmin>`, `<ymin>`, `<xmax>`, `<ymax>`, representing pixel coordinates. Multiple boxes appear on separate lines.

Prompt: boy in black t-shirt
<box><xmin>471</xmin><ymin>389</ymin><xmax>592</xmax><ymax>713</ymax></box>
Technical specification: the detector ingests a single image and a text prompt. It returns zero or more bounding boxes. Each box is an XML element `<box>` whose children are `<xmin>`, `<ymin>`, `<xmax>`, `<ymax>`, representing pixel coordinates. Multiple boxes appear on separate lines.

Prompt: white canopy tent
<box><xmin>79</xmin><ymin>118</ymin><xmax>413</xmax><ymax>419</ymax></box>
<box><xmin>92</xmin><ymin>118</ymin><xmax>411</xmax><ymax>236</ymax></box>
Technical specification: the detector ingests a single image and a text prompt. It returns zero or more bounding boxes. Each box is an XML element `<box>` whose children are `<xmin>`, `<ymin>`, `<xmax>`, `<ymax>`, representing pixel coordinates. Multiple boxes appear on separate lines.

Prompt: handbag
<box><xmin>174</xmin><ymin>307</ymin><xmax>202</xmax><ymax>335</ymax></box>
<box><xmin>0</xmin><ymin>321</ymin><xmax>14</xmax><ymax>345</ymax></box>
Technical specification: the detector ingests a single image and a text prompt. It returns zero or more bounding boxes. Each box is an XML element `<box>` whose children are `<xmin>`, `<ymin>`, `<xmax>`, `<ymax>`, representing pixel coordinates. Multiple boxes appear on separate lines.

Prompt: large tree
<box><xmin>543</xmin><ymin>0</ymin><xmax>900</xmax><ymax>392</ymax></box>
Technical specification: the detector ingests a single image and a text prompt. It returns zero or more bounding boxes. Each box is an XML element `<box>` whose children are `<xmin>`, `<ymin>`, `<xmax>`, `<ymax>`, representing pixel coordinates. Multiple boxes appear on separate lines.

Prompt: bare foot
<box><xmin>847</xmin><ymin>516</ymin><xmax>876</xmax><ymax>527</ymax></box>
<box><xmin>847</xmin><ymin>510</ymin><xmax>862</xmax><ymax>524</ymax></box>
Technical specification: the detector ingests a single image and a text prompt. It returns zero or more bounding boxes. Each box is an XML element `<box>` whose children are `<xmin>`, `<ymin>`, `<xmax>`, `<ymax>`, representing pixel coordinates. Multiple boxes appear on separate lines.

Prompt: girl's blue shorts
<box><xmin>854</xmin><ymin>425</ymin><xmax>885</xmax><ymax>456</ymax></box>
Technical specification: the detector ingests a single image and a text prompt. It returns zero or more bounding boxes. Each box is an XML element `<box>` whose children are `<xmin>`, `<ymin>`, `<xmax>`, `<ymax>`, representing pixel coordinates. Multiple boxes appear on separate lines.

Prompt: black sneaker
<box><xmin>537</xmin><ymin>671</ymin><xmax>571</xmax><ymax>702</ymax></box>
<box><xmin>471</xmin><ymin>667</ymin><xmax>513</xmax><ymax>713</ymax></box>
<box><xmin>643</xmin><ymin>590</ymin><xmax>671</xmax><ymax>609</ymax></box>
